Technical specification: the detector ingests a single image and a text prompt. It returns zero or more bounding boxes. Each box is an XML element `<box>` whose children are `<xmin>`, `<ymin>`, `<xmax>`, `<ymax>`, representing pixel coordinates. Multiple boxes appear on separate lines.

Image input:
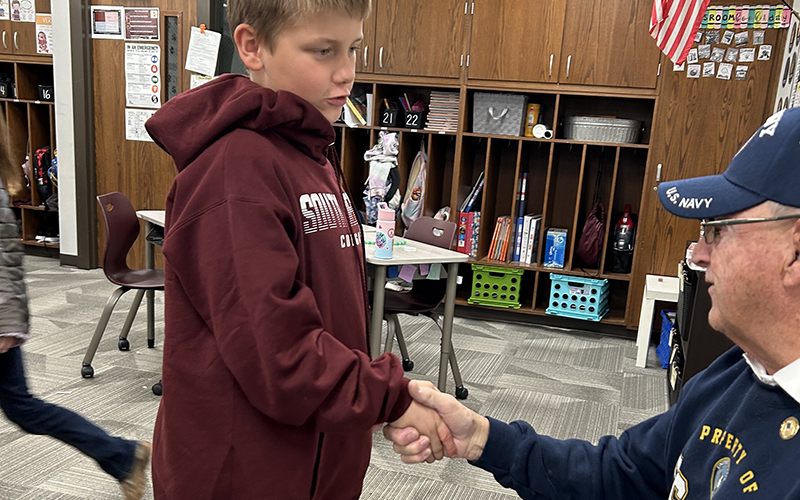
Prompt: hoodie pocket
<box><xmin>309</xmin><ymin>432</ymin><xmax>324</xmax><ymax>499</ymax></box>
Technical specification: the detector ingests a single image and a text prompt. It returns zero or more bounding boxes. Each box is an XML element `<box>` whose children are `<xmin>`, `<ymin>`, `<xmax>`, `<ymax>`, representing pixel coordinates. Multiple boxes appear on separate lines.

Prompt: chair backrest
<box><xmin>96</xmin><ymin>192</ymin><xmax>140</xmax><ymax>283</ymax></box>
<box><xmin>403</xmin><ymin>217</ymin><xmax>456</xmax><ymax>250</ymax></box>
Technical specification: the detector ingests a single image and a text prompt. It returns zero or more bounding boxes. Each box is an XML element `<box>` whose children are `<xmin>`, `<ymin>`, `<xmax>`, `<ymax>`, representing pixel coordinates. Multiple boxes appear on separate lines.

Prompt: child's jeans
<box><xmin>0</xmin><ymin>346</ymin><xmax>137</xmax><ymax>481</ymax></box>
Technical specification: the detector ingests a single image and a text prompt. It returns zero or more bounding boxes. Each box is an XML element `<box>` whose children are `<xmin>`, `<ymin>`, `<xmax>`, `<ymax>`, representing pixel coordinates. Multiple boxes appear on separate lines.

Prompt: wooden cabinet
<box><xmin>8</xmin><ymin>0</ymin><xmax>50</xmax><ymax>56</ymax></box>
<box><xmin>468</xmin><ymin>0</ymin><xmax>566</xmax><ymax>83</ymax></box>
<box><xmin>467</xmin><ymin>0</ymin><xmax>661</xmax><ymax>89</ymax></box>
<box><xmin>559</xmin><ymin>0</ymin><xmax>660</xmax><ymax>88</ymax></box>
<box><xmin>0</xmin><ymin>21</ymin><xmax>11</xmax><ymax>55</ymax></box>
<box><xmin>358</xmin><ymin>6</ymin><xmax>376</xmax><ymax>73</ymax></box>
<box><xmin>373</xmin><ymin>0</ymin><xmax>464</xmax><ymax>78</ymax></box>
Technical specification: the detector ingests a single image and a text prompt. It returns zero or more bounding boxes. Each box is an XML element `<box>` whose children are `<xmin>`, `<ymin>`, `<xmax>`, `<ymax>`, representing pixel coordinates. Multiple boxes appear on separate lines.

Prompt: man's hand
<box><xmin>0</xmin><ymin>336</ymin><xmax>17</xmax><ymax>354</ymax></box>
<box><xmin>389</xmin><ymin>396</ymin><xmax>455</xmax><ymax>463</ymax></box>
<box><xmin>384</xmin><ymin>380</ymin><xmax>490</xmax><ymax>463</ymax></box>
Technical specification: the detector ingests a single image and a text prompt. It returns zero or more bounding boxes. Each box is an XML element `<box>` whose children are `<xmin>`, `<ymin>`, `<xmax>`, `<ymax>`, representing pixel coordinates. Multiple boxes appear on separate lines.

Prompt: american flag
<box><xmin>650</xmin><ymin>0</ymin><xmax>712</xmax><ymax>65</ymax></box>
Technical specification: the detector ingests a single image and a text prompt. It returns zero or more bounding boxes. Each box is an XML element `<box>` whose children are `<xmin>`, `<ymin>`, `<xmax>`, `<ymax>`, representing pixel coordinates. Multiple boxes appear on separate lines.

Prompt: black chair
<box><xmin>81</xmin><ymin>193</ymin><xmax>164</xmax><ymax>379</ymax></box>
<box><xmin>381</xmin><ymin>217</ymin><xmax>468</xmax><ymax>399</ymax></box>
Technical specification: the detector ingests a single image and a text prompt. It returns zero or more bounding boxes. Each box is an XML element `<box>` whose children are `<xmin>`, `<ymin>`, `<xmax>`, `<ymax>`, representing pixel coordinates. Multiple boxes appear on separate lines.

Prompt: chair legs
<box><xmin>383</xmin><ymin>313</ymin><xmax>468</xmax><ymax>399</ymax></box>
<box><xmin>82</xmin><ymin>286</ymin><xmax>129</xmax><ymax>378</ymax></box>
<box><xmin>118</xmin><ymin>289</ymin><xmax>145</xmax><ymax>351</ymax></box>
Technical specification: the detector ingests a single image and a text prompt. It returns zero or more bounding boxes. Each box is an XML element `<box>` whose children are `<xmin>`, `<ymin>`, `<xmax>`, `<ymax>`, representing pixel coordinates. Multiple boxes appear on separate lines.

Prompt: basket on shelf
<box><xmin>472</xmin><ymin>92</ymin><xmax>528</xmax><ymax>136</ymax></box>
<box><xmin>562</xmin><ymin>116</ymin><xmax>642</xmax><ymax>144</ymax></box>
<box><xmin>468</xmin><ymin>264</ymin><xmax>523</xmax><ymax>309</ymax></box>
<box><xmin>545</xmin><ymin>274</ymin><xmax>609</xmax><ymax>321</ymax></box>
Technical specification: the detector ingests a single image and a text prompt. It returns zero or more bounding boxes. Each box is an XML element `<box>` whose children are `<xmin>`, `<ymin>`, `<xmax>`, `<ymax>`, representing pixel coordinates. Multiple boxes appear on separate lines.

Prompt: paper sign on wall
<box><xmin>35</xmin><ymin>14</ymin><xmax>52</xmax><ymax>54</ymax></box>
<box><xmin>11</xmin><ymin>0</ymin><xmax>34</xmax><ymax>22</ymax></box>
<box><xmin>124</xmin><ymin>7</ymin><xmax>160</xmax><ymax>41</ymax></box>
<box><xmin>185</xmin><ymin>26</ymin><xmax>221</xmax><ymax>77</ymax></box>
<box><xmin>125</xmin><ymin>108</ymin><xmax>156</xmax><ymax>142</ymax></box>
<box><xmin>125</xmin><ymin>43</ymin><xmax>161</xmax><ymax>108</ymax></box>
<box><xmin>91</xmin><ymin>6</ymin><xmax>124</xmax><ymax>39</ymax></box>
<box><xmin>190</xmin><ymin>74</ymin><xmax>213</xmax><ymax>89</ymax></box>
<box><xmin>0</xmin><ymin>1</ymin><xmax>9</xmax><ymax>21</ymax></box>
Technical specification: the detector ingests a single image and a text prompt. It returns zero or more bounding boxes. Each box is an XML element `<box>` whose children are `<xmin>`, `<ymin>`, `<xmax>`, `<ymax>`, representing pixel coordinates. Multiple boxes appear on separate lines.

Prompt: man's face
<box><xmin>253</xmin><ymin>10</ymin><xmax>362</xmax><ymax>123</ymax></box>
<box><xmin>691</xmin><ymin>203</ymin><xmax>796</xmax><ymax>340</ymax></box>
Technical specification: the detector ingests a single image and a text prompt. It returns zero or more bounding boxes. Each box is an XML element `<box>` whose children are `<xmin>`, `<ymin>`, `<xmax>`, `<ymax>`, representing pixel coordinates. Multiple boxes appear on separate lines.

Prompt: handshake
<box><xmin>379</xmin><ymin>380</ymin><xmax>491</xmax><ymax>463</ymax></box>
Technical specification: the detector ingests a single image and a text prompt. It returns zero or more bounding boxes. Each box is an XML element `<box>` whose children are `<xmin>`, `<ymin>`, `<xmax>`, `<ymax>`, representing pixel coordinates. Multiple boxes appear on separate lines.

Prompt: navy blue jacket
<box><xmin>472</xmin><ymin>346</ymin><xmax>800</xmax><ymax>499</ymax></box>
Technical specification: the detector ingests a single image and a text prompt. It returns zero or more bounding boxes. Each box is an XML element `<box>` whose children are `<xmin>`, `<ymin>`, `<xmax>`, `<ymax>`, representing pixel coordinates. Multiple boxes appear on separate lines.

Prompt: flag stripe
<box><xmin>650</xmin><ymin>0</ymin><xmax>712</xmax><ymax>65</ymax></box>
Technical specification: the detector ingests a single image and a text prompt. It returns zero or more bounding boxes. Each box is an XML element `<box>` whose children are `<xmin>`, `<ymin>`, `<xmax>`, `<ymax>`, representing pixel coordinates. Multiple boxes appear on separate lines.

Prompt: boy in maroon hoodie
<box><xmin>144</xmin><ymin>1</ymin><xmax>453</xmax><ymax>499</ymax></box>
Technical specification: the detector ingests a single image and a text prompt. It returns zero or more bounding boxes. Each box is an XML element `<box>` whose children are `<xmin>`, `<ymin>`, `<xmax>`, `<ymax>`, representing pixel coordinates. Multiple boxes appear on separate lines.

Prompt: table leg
<box><xmin>370</xmin><ymin>265</ymin><xmax>387</xmax><ymax>360</ymax></box>
<box><xmin>145</xmin><ymin>221</ymin><xmax>155</xmax><ymax>348</ymax></box>
<box><xmin>438</xmin><ymin>263</ymin><xmax>459</xmax><ymax>392</ymax></box>
<box><xmin>636</xmin><ymin>288</ymin><xmax>655</xmax><ymax>368</ymax></box>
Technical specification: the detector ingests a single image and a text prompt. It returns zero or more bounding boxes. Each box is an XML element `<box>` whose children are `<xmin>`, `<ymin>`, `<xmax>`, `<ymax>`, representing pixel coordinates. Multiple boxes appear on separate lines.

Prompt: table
<box><xmin>362</xmin><ymin>226</ymin><xmax>468</xmax><ymax>392</ymax></box>
<box><xmin>636</xmin><ymin>274</ymin><xmax>680</xmax><ymax>368</ymax></box>
<box><xmin>131</xmin><ymin>213</ymin><xmax>469</xmax><ymax>393</ymax></box>
<box><xmin>136</xmin><ymin>210</ymin><xmax>165</xmax><ymax>345</ymax></box>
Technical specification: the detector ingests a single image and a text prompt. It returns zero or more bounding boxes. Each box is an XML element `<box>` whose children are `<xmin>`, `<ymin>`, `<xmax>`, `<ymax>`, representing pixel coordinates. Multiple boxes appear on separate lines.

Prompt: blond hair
<box><xmin>227</xmin><ymin>0</ymin><xmax>371</xmax><ymax>49</ymax></box>
<box><xmin>0</xmin><ymin>115</ymin><xmax>24</xmax><ymax>198</ymax></box>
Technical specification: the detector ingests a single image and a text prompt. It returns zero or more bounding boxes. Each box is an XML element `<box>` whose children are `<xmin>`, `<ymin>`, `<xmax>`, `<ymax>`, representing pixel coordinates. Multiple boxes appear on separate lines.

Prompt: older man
<box><xmin>384</xmin><ymin>108</ymin><xmax>800</xmax><ymax>499</ymax></box>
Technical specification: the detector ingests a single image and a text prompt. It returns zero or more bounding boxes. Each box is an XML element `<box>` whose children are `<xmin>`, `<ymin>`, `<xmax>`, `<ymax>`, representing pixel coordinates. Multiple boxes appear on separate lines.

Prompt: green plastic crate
<box><xmin>468</xmin><ymin>264</ymin><xmax>524</xmax><ymax>309</ymax></box>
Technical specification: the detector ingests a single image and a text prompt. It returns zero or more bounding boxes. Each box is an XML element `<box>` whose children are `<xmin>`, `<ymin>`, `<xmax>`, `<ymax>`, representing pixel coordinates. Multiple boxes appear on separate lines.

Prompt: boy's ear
<box><xmin>234</xmin><ymin>24</ymin><xmax>266</xmax><ymax>72</ymax></box>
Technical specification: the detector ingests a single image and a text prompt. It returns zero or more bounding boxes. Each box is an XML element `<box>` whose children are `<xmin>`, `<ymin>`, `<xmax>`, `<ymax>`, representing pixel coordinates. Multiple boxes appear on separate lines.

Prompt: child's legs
<box><xmin>0</xmin><ymin>347</ymin><xmax>137</xmax><ymax>481</ymax></box>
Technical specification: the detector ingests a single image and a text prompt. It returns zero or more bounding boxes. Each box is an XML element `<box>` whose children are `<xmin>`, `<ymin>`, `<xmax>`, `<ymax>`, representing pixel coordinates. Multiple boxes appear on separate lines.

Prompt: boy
<box><xmin>145</xmin><ymin>1</ymin><xmax>452</xmax><ymax>498</ymax></box>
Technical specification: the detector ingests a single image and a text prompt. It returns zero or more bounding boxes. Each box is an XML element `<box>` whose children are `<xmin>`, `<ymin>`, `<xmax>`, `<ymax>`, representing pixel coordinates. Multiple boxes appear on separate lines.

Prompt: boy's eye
<box><xmin>317</xmin><ymin>48</ymin><xmax>332</xmax><ymax>56</ymax></box>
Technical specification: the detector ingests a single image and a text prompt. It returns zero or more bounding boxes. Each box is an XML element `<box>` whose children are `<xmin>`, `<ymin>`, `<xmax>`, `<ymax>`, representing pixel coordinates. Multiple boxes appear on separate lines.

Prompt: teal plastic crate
<box><xmin>546</xmin><ymin>274</ymin><xmax>609</xmax><ymax>321</ymax></box>
<box><xmin>468</xmin><ymin>264</ymin><xmax>524</xmax><ymax>309</ymax></box>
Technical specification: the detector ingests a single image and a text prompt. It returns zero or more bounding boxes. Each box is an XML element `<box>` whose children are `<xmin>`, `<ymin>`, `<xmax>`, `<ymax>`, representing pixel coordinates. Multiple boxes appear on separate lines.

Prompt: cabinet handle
<box><xmin>13</xmin><ymin>32</ymin><xmax>18</xmax><ymax>51</ymax></box>
<box><xmin>465</xmin><ymin>1</ymin><xmax>468</xmax><ymax>14</ymax></box>
<box><xmin>2</xmin><ymin>32</ymin><xmax>6</xmax><ymax>50</ymax></box>
<box><xmin>549</xmin><ymin>54</ymin><xmax>553</xmax><ymax>77</ymax></box>
<box><xmin>363</xmin><ymin>46</ymin><xmax>368</xmax><ymax>67</ymax></box>
<box><xmin>653</xmin><ymin>163</ymin><xmax>663</xmax><ymax>190</ymax></box>
<box><xmin>379</xmin><ymin>46</ymin><xmax>384</xmax><ymax>68</ymax></box>
<box><xmin>566</xmin><ymin>55</ymin><xmax>572</xmax><ymax>78</ymax></box>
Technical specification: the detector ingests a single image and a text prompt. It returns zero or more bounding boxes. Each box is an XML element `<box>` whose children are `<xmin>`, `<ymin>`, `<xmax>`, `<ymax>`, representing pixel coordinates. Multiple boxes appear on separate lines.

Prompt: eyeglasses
<box><xmin>699</xmin><ymin>214</ymin><xmax>800</xmax><ymax>245</ymax></box>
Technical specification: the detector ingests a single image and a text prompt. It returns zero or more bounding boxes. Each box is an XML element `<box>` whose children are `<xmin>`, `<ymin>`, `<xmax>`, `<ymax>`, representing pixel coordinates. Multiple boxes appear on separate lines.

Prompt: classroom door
<box><xmin>372</xmin><ymin>0</ymin><xmax>464</xmax><ymax>78</ymax></box>
<box><xmin>559</xmin><ymin>0</ymin><xmax>661</xmax><ymax>88</ymax></box>
<box><xmin>628</xmin><ymin>28</ymin><xmax>783</xmax><ymax>327</ymax></box>
<box><xmin>467</xmin><ymin>0</ymin><xmax>566</xmax><ymax>83</ymax></box>
<box><xmin>92</xmin><ymin>0</ymin><xmax>196</xmax><ymax>269</ymax></box>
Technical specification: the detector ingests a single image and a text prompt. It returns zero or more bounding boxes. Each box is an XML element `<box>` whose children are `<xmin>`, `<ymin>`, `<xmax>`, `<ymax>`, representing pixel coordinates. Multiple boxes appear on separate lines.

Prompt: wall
<box><xmin>51</xmin><ymin>2</ymin><xmax>77</xmax><ymax>257</ymax></box>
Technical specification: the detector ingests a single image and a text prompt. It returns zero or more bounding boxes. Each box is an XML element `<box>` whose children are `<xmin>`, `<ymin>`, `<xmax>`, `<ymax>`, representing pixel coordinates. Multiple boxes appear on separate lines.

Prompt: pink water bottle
<box><xmin>375</xmin><ymin>202</ymin><xmax>395</xmax><ymax>259</ymax></box>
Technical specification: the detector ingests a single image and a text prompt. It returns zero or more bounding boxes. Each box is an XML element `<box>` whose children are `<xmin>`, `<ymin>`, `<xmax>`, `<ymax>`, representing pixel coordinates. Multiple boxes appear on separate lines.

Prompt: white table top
<box><xmin>136</xmin><ymin>210</ymin><xmax>166</xmax><ymax>227</ymax></box>
<box><xmin>363</xmin><ymin>226</ymin><xmax>467</xmax><ymax>266</ymax></box>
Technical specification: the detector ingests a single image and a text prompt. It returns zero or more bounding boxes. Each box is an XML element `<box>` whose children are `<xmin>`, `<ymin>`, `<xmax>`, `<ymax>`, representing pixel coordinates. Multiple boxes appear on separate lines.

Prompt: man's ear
<box><xmin>233</xmin><ymin>24</ymin><xmax>265</xmax><ymax>72</ymax></box>
<box><xmin>786</xmin><ymin>219</ymin><xmax>800</xmax><ymax>287</ymax></box>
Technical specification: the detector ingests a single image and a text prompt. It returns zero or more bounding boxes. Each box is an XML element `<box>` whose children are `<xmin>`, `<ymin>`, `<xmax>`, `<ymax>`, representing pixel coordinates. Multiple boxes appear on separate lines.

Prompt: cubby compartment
<box><xmin>602</xmin><ymin>147</ymin><xmax>647</xmax><ymax>276</ymax></box>
<box><xmin>15</xmin><ymin>63</ymin><xmax>53</xmax><ymax>101</ymax></box>
<box><xmin>556</xmin><ymin>95</ymin><xmax>654</xmax><ymax>145</ymax></box>
<box><xmin>542</xmin><ymin>143</ymin><xmax>583</xmax><ymax>268</ymax></box>
<box><xmin>20</xmin><ymin>208</ymin><xmax>58</xmax><ymax>248</ymax></box>
<box><xmin>0</xmin><ymin>62</ymin><xmax>14</xmax><ymax>99</ymax></box>
<box><xmin>339</xmin><ymin>127</ymin><xmax>372</xmax><ymax>211</ymax></box>
<box><xmin>464</xmin><ymin>90</ymin><xmax>557</xmax><ymax>138</ymax></box>
<box><xmin>457</xmin><ymin>136</ymin><xmax>488</xmax><ymax>254</ymax></box>
<box><xmin>373</xmin><ymin>83</ymin><xmax>460</xmax><ymax>132</ymax></box>
<box><xmin>425</xmin><ymin>133</ymin><xmax>456</xmax><ymax>217</ymax></box>
<box><xmin>5</xmin><ymin>101</ymin><xmax>27</xmax><ymax>183</ymax></box>
<box><xmin>570</xmin><ymin>145</ymin><xmax>617</xmax><ymax>272</ymax></box>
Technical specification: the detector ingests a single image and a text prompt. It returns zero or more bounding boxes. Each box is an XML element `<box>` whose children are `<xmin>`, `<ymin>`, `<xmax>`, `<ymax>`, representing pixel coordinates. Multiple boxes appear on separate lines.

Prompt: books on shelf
<box><xmin>459</xmin><ymin>171</ymin><xmax>484</xmax><ymax>212</ymax></box>
<box><xmin>457</xmin><ymin>211</ymin><xmax>481</xmax><ymax>257</ymax></box>
<box><xmin>488</xmin><ymin>213</ymin><xmax>542</xmax><ymax>264</ymax></box>
<box><xmin>425</xmin><ymin>90</ymin><xmax>460</xmax><ymax>133</ymax></box>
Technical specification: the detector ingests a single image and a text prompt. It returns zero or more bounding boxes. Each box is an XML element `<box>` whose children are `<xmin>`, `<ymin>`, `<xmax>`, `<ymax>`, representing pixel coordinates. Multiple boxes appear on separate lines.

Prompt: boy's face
<box><xmin>241</xmin><ymin>10</ymin><xmax>362</xmax><ymax>124</ymax></box>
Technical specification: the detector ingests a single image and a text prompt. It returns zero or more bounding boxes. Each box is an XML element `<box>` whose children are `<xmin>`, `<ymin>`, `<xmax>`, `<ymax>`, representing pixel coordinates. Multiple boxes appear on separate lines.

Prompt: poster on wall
<box><xmin>125</xmin><ymin>108</ymin><xmax>156</xmax><ymax>142</ymax></box>
<box><xmin>91</xmin><ymin>5</ymin><xmax>124</xmax><ymax>39</ymax></box>
<box><xmin>185</xmin><ymin>26</ymin><xmax>221</xmax><ymax>77</ymax></box>
<box><xmin>0</xmin><ymin>1</ymin><xmax>9</xmax><ymax>21</ymax></box>
<box><xmin>124</xmin><ymin>7</ymin><xmax>160</xmax><ymax>41</ymax></box>
<box><xmin>125</xmin><ymin>43</ymin><xmax>161</xmax><ymax>108</ymax></box>
<box><xmin>11</xmin><ymin>0</ymin><xmax>34</xmax><ymax>22</ymax></box>
<box><xmin>35</xmin><ymin>14</ymin><xmax>52</xmax><ymax>54</ymax></box>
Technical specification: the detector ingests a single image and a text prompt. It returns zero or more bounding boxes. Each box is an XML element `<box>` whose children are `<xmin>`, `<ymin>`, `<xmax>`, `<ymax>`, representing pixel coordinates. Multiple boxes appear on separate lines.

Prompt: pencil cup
<box><xmin>380</xmin><ymin>108</ymin><xmax>399</xmax><ymax>127</ymax></box>
<box><xmin>403</xmin><ymin>111</ymin><xmax>426</xmax><ymax>129</ymax></box>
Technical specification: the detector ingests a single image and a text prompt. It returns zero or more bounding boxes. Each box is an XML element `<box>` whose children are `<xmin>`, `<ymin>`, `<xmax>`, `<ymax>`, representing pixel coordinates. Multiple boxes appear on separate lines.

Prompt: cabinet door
<box><xmin>11</xmin><ymin>21</ymin><xmax>36</xmax><ymax>55</ymax></box>
<box><xmin>559</xmin><ymin>0</ymin><xmax>660</xmax><ymax>88</ymax></box>
<box><xmin>468</xmin><ymin>0</ymin><xmax>566</xmax><ymax>83</ymax></box>
<box><xmin>373</xmin><ymin>0</ymin><xmax>464</xmax><ymax>78</ymax></box>
<box><xmin>358</xmin><ymin>3</ymin><xmax>377</xmax><ymax>74</ymax></box>
<box><xmin>0</xmin><ymin>21</ymin><xmax>11</xmax><ymax>55</ymax></box>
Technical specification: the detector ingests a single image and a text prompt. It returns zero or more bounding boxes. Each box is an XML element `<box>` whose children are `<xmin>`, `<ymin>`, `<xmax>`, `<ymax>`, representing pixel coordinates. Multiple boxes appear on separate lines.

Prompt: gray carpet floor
<box><xmin>0</xmin><ymin>256</ymin><xmax>668</xmax><ymax>499</ymax></box>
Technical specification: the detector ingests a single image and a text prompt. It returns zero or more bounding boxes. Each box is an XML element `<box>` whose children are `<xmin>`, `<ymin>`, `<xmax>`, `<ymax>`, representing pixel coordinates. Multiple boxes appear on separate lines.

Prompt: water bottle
<box><xmin>375</xmin><ymin>202</ymin><xmax>395</xmax><ymax>259</ymax></box>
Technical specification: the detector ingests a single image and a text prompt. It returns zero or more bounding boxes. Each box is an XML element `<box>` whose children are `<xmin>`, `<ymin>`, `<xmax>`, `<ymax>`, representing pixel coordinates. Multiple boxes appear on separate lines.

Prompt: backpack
<box><xmin>34</xmin><ymin>146</ymin><xmax>52</xmax><ymax>204</ymax></box>
<box><xmin>575</xmin><ymin>202</ymin><xmax>605</xmax><ymax>267</ymax></box>
<box><xmin>401</xmin><ymin>149</ymin><xmax>426</xmax><ymax>228</ymax></box>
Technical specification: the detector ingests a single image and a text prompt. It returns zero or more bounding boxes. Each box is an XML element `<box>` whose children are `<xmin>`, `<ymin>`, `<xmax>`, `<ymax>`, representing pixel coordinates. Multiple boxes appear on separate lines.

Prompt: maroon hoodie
<box><xmin>145</xmin><ymin>74</ymin><xmax>412</xmax><ymax>500</ymax></box>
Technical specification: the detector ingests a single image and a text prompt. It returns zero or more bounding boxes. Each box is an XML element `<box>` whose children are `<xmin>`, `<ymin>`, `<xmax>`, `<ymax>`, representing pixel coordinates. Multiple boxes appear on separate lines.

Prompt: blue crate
<box><xmin>545</xmin><ymin>274</ymin><xmax>609</xmax><ymax>321</ymax></box>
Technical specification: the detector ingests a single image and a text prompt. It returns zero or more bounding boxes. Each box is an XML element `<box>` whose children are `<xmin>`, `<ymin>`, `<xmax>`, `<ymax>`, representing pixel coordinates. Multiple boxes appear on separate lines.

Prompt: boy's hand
<box><xmin>389</xmin><ymin>399</ymin><xmax>454</xmax><ymax>463</ymax></box>
<box><xmin>0</xmin><ymin>336</ymin><xmax>16</xmax><ymax>354</ymax></box>
<box><xmin>384</xmin><ymin>380</ymin><xmax>490</xmax><ymax>462</ymax></box>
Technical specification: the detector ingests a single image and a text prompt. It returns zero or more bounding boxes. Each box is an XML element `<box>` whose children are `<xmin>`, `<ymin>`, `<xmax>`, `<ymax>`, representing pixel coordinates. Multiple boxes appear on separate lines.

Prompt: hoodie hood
<box><xmin>146</xmin><ymin>74</ymin><xmax>335</xmax><ymax>172</ymax></box>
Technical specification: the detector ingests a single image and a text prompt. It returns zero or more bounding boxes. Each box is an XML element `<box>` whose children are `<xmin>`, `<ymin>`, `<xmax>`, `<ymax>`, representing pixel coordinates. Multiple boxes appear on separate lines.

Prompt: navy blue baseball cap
<box><xmin>658</xmin><ymin>107</ymin><xmax>800</xmax><ymax>219</ymax></box>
